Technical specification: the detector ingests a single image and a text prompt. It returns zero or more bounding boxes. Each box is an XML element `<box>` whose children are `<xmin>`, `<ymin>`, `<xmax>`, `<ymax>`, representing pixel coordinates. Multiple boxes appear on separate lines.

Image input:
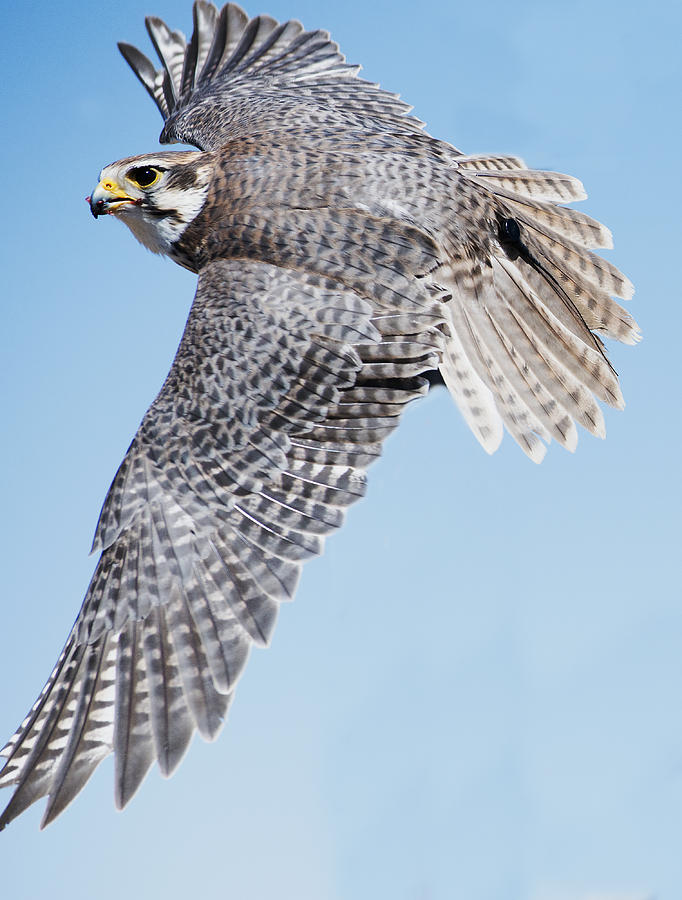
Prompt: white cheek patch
<box><xmin>119</xmin><ymin>181</ymin><xmax>209</xmax><ymax>256</ymax></box>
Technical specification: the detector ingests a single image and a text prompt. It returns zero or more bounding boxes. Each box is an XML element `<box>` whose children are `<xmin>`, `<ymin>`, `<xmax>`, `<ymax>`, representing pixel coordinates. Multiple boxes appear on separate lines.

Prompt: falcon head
<box><xmin>88</xmin><ymin>151</ymin><xmax>212</xmax><ymax>256</ymax></box>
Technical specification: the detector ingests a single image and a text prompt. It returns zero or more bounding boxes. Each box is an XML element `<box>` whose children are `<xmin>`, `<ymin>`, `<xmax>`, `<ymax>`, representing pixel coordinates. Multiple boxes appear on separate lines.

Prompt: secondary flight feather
<box><xmin>0</xmin><ymin>1</ymin><xmax>638</xmax><ymax>830</ymax></box>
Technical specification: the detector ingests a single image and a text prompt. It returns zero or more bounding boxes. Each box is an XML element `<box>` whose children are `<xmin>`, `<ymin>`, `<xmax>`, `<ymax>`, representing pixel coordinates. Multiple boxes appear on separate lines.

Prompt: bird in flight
<box><xmin>0</xmin><ymin>1</ymin><xmax>638</xmax><ymax>830</ymax></box>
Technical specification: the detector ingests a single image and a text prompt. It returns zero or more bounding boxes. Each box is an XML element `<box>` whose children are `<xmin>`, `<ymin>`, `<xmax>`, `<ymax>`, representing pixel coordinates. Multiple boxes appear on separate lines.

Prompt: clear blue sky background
<box><xmin>0</xmin><ymin>1</ymin><xmax>680</xmax><ymax>898</ymax></box>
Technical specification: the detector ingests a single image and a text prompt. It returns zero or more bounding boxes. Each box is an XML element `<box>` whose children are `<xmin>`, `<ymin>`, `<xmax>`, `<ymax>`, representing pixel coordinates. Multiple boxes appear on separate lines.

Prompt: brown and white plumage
<box><xmin>0</xmin><ymin>1</ymin><xmax>638</xmax><ymax>829</ymax></box>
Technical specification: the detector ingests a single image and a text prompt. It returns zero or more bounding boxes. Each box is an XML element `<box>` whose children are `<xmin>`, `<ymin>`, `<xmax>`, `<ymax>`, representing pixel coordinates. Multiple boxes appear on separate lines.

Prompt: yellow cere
<box><xmin>99</xmin><ymin>180</ymin><xmax>130</xmax><ymax>199</ymax></box>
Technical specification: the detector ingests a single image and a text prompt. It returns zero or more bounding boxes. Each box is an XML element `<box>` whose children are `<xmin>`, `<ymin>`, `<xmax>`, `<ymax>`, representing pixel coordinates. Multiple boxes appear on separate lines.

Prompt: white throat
<box><xmin>117</xmin><ymin>182</ymin><xmax>209</xmax><ymax>256</ymax></box>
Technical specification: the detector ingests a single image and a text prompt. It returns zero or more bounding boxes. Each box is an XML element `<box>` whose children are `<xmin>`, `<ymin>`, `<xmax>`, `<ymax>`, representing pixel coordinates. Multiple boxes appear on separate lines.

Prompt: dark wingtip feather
<box><xmin>118</xmin><ymin>42</ymin><xmax>157</xmax><ymax>92</ymax></box>
<box><xmin>118</xmin><ymin>42</ymin><xmax>169</xmax><ymax>122</ymax></box>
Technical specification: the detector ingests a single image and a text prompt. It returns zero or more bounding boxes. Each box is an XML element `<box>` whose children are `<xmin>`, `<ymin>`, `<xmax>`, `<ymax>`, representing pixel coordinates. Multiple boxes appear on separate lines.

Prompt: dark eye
<box><xmin>127</xmin><ymin>166</ymin><xmax>162</xmax><ymax>188</ymax></box>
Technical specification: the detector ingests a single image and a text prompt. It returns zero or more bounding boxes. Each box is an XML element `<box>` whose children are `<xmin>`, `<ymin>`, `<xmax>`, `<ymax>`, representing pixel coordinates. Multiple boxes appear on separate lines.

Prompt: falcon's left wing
<box><xmin>0</xmin><ymin>254</ymin><xmax>447</xmax><ymax>829</ymax></box>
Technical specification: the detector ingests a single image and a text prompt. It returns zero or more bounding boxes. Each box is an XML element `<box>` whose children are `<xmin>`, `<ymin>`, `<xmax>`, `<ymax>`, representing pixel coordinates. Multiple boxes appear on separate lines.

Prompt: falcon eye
<box><xmin>126</xmin><ymin>166</ymin><xmax>162</xmax><ymax>188</ymax></box>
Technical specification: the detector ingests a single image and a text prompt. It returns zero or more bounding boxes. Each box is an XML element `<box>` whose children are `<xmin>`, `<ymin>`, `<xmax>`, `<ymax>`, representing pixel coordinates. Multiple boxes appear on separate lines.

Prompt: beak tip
<box><xmin>88</xmin><ymin>196</ymin><xmax>104</xmax><ymax>219</ymax></box>
<box><xmin>88</xmin><ymin>182</ymin><xmax>135</xmax><ymax>218</ymax></box>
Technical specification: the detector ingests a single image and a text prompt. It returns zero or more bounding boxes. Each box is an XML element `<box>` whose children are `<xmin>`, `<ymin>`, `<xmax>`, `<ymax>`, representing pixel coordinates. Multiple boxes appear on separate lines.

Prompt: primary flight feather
<box><xmin>0</xmin><ymin>1</ymin><xmax>638</xmax><ymax>830</ymax></box>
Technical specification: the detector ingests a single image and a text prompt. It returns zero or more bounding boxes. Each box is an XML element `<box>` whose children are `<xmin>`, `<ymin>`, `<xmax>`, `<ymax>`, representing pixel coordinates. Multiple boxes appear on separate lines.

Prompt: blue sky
<box><xmin>0</xmin><ymin>1</ymin><xmax>680</xmax><ymax>898</ymax></box>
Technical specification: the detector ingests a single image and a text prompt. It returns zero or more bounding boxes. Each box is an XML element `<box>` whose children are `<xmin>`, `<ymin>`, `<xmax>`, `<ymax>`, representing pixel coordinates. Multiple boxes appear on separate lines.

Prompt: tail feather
<box><xmin>486</xmin><ymin>187</ymin><xmax>613</xmax><ymax>250</ymax></box>
<box><xmin>439</xmin><ymin>327</ymin><xmax>503</xmax><ymax>454</ymax></box>
<box><xmin>486</xmin><ymin>267</ymin><xmax>607</xmax><ymax>438</ymax></box>
<box><xmin>459</xmin><ymin>155</ymin><xmax>587</xmax><ymax>202</ymax></box>
<box><xmin>438</xmin><ymin>227</ymin><xmax>630</xmax><ymax>456</ymax></box>
<box><xmin>489</xmin><ymin>314</ymin><xmax>579</xmax><ymax>452</ymax></box>
<box><xmin>518</xmin><ymin>245</ymin><xmax>638</xmax><ymax>352</ymax></box>
<box><xmin>456</xmin><ymin>154</ymin><xmax>526</xmax><ymax>172</ymax></box>
<box><xmin>522</xmin><ymin>220</ymin><xmax>633</xmax><ymax>301</ymax></box>
<box><xmin>494</xmin><ymin>258</ymin><xmax>623</xmax><ymax>408</ymax></box>
<box><xmin>453</xmin><ymin>152</ymin><xmax>640</xmax><ymax>354</ymax></box>
<box><xmin>479</xmin><ymin>303</ymin><xmax>578</xmax><ymax>451</ymax></box>
<box><xmin>447</xmin><ymin>284</ymin><xmax>549</xmax><ymax>462</ymax></box>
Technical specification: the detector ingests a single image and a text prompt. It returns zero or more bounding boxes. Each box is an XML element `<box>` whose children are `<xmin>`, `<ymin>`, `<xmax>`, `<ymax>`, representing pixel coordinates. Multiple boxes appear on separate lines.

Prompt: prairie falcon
<box><xmin>0</xmin><ymin>1</ymin><xmax>638</xmax><ymax>829</ymax></box>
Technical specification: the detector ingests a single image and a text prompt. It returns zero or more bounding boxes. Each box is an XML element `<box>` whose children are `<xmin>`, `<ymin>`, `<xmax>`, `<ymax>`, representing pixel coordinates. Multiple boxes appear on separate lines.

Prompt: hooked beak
<box><xmin>87</xmin><ymin>180</ymin><xmax>138</xmax><ymax>218</ymax></box>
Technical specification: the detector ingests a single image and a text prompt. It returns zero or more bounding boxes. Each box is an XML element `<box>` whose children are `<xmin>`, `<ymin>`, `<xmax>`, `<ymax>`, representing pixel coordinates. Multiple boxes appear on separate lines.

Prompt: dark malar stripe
<box><xmin>146</xmin><ymin>207</ymin><xmax>180</xmax><ymax>220</ymax></box>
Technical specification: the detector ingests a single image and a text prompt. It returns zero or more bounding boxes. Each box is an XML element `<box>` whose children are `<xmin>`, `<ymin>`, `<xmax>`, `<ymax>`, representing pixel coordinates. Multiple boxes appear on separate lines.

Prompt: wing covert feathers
<box><xmin>1</xmin><ymin>2</ymin><xmax>637</xmax><ymax>830</ymax></box>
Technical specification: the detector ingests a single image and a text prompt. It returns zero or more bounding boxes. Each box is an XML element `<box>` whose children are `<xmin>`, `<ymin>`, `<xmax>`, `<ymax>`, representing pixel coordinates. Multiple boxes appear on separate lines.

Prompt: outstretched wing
<box><xmin>0</xmin><ymin>254</ymin><xmax>448</xmax><ymax>829</ymax></box>
<box><xmin>118</xmin><ymin>1</ymin><xmax>430</xmax><ymax>150</ymax></box>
